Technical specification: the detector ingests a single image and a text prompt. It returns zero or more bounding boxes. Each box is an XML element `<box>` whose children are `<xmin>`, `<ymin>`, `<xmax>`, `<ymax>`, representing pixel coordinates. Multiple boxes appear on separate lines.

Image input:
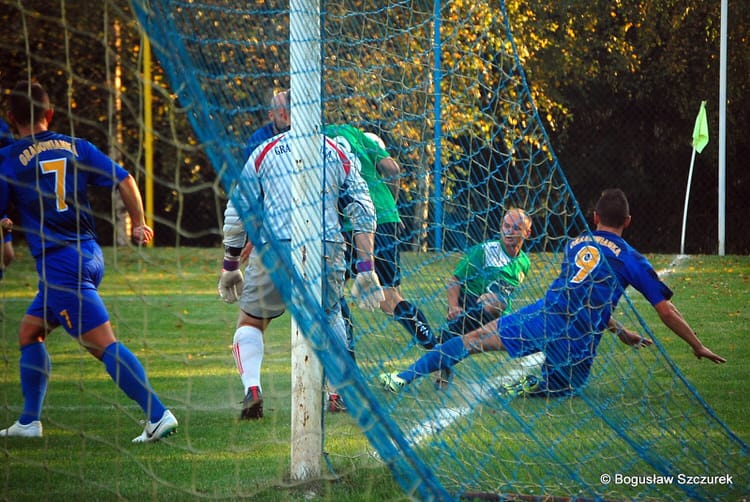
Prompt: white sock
<box><xmin>232</xmin><ymin>326</ymin><xmax>264</xmax><ymax>392</ymax></box>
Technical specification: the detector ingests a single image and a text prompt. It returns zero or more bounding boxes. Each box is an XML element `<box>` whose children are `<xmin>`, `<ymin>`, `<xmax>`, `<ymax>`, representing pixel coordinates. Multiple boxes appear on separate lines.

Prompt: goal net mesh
<box><xmin>0</xmin><ymin>0</ymin><xmax>745</xmax><ymax>500</ymax></box>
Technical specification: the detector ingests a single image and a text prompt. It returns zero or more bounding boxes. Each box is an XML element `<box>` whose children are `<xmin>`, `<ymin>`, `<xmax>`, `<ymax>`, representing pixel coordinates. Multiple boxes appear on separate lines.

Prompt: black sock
<box><xmin>393</xmin><ymin>300</ymin><xmax>435</xmax><ymax>349</ymax></box>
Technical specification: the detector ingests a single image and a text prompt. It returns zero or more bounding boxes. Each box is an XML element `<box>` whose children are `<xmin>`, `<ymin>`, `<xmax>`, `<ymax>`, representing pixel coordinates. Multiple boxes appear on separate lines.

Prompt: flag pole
<box><xmin>680</xmin><ymin>148</ymin><xmax>697</xmax><ymax>256</ymax></box>
<box><xmin>681</xmin><ymin>100</ymin><xmax>709</xmax><ymax>256</ymax></box>
<box><xmin>718</xmin><ymin>0</ymin><xmax>727</xmax><ymax>255</ymax></box>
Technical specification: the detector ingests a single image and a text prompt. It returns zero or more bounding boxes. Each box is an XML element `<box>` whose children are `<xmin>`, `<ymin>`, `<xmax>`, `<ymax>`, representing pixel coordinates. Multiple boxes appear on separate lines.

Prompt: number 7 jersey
<box><xmin>544</xmin><ymin>230</ymin><xmax>673</xmax><ymax>333</ymax></box>
<box><xmin>0</xmin><ymin>130</ymin><xmax>129</xmax><ymax>258</ymax></box>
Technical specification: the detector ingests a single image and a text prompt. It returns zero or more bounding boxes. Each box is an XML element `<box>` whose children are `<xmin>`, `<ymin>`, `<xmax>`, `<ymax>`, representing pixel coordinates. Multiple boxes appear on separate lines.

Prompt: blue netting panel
<box><xmin>130</xmin><ymin>1</ymin><xmax>748</xmax><ymax>500</ymax></box>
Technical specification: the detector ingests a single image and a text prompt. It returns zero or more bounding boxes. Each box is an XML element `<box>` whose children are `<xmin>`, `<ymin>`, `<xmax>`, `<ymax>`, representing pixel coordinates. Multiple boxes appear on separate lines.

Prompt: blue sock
<box><xmin>102</xmin><ymin>342</ymin><xmax>166</xmax><ymax>423</ymax></box>
<box><xmin>19</xmin><ymin>342</ymin><xmax>51</xmax><ymax>424</ymax></box>
<box><xmin>398</xmin><ymin>336</ymin><xmax>469</xmax><ymax>383</ymax></box>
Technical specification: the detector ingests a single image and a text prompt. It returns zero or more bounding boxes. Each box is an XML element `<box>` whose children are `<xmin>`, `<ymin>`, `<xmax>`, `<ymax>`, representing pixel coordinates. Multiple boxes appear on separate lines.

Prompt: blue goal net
<box><xmin>130</xmin><ymin>0</ymin><xmax>748</xmax><ymax>500</ymax></box>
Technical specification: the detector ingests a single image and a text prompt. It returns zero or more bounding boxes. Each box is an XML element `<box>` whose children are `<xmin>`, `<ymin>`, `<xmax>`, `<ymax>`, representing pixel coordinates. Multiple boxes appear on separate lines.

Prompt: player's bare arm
<box><xmin>477</xmin><ymin>292</ymin><xmax>506</xmax><ymax>318</ymax></box>
<box><xmin>445</xmin><ymin>277</ymin><xmax>463</xmax><ymax>320</ymax></box>
<box><xmin>653</xmin><ymin>300</ymin><xmax>726</xmax><ymax>363</ymax></box>
<box><xmin>377</xmin><ymin>157</ymin><xmax>400</xmax><ymax>200</ymax></box>
<box><xmin>118</xmin><ymin>175</ymin><xmax>153</xmax><ymax>244</ymax></box>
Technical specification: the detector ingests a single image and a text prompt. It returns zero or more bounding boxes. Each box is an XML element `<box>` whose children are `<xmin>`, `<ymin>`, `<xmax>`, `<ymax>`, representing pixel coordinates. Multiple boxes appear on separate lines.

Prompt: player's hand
<box><xmin>478</xmin><ymin>292</ymin><xmax>507</xmax><ymax>316</ymax></box>
<box><xmin>0</xmin><ymin>217</ymin><xmax>12</xmax><ymax>231</ymax></box>
<box><xmin>694</xmin><ymin>345</ymin><xmax>727</xmax><ymax>364</ymax></box>
<box><xmin>617</xmin><ymin>328</ymin><xmax>652</xmax><ymax>348</ymax></box>
<box><xmin>351</xmin><ymin>270</ymin><xmax>384</xmax><ymax>312</ymax></box>
<box><xmin>132</xmin><ymin>224</ymin><xmax>154</xmax><ymax>244</ymax></box>
<box><xmin>446</xmin><ymin>305</ymin><xmax>463</xmax><ymax>320</ymax></box>
<box><xmin>218</xmin><ymin>257</ymin><xmax>243</xmax><ymax>304</ymax></box>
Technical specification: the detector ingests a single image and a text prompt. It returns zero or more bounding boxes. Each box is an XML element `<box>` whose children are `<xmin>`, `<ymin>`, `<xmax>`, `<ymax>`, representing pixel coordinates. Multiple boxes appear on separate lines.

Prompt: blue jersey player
<box><xmin>380</xmin><ymin>188</ymin><xmax>726</xmax><ymax>396</ymax></box>
<box><xmin>0</xmin><ymin>81</ymin><xmax>177</xmax><ymax>441</ymax></box>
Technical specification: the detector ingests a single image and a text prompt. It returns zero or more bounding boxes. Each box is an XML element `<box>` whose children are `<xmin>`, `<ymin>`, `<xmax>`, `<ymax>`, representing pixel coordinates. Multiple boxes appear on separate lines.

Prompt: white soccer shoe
<box><xmin>0</xmin><ymin>420</ymin><xmax>43</xmax><ymax>438</ymax></box>
<box><xmin>132</xmin><ymin>410</ymin><xmax>178</xmax><ymax>443</ymax></box>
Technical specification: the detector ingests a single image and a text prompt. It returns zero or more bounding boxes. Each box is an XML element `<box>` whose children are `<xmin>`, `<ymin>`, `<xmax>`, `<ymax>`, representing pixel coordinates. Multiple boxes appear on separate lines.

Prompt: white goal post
<box><xmin>289</xmin><ymin>0</ymin><xmax>324</xmax><ymax>481</ymax></box>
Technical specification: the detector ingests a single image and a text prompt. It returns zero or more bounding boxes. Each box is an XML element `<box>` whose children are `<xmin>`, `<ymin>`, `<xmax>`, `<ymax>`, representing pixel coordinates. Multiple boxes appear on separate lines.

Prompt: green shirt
<box><xmin>453</xmin><ymin>240</ymin><xmax>530</xmax><ymax>314</ymax></box>
<box><xmin>324</xmin><ymin>124</ymin><xmax>400</xmax><ymax>228</ymax></box>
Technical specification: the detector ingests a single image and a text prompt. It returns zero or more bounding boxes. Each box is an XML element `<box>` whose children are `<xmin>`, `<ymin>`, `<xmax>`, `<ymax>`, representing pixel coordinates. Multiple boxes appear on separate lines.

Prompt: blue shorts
<box><xmin>499</xmin><ymin>299</ymin><xmax>598</xmax><ymax>395</ymax></box>
<box><xmin>28</xmin><ymin>240</ymin><xmax>109</xmax><ymax>337</ymax></box>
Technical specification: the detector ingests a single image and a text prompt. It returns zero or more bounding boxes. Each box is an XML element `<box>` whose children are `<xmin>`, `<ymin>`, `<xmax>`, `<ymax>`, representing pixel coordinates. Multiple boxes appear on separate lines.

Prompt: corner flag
<box><xmin>681</xmin><ymin>101</ymin><xmax>709</xmax><ymax>255</ymax></box>
<box><xmin>691</xmin><ymin>101</ymin><xmax>709</xmax><ymax>153</ymax></box>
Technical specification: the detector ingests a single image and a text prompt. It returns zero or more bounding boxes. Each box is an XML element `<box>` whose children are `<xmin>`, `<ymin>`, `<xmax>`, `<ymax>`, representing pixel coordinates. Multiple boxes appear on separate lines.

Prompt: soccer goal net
<box><xmin>1</xmin><ymin>1</ymin><xmax>745</xmax><ymax>500</ymax></box>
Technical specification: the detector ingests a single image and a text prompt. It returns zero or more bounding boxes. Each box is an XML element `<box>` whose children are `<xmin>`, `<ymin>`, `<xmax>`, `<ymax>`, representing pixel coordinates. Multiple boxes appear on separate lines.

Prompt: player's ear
<box><xmin>593</xmin><ymin>211</ymin><xmax>600</xmax><ymax>226</ymax></box>
<box><xmin>44</xmin><ymin>108</ymin><xmax>54</xmax><ymax>125</ymax></box>
<box><xmin>623</xmin><ymin>215</ymin><xmax>632</xmax><ymax>229</ymax></box>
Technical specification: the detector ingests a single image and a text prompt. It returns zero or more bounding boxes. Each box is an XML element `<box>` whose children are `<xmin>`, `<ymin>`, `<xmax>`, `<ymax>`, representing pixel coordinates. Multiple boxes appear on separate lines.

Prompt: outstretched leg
<box><xmin>380</xmin><ymin>319</ymin><xmax>504</xmax><ymax>392</ymax></box>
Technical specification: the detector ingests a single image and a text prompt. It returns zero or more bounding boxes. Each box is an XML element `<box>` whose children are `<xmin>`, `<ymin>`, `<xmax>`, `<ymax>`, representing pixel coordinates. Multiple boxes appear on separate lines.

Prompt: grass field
<box><xmin>0</xmin><ymin>247</ymin><xmax>747</xmax><ymax>501</ymax></box>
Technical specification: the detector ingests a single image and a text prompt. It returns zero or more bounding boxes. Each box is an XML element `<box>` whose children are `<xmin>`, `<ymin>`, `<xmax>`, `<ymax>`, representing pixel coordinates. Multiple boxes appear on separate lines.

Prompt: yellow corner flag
<box><xmin>691</xmin><ymin>101</ymin><xmax>709</xmax><ymax>154</ymax></box>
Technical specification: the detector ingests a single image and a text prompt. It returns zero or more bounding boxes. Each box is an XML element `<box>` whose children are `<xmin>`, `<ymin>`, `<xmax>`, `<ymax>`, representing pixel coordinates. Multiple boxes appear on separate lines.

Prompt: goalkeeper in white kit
<box><xmin>218</xmin><ymin>131</ymin><xmax>383</xmax><ymax>419</ymax></box>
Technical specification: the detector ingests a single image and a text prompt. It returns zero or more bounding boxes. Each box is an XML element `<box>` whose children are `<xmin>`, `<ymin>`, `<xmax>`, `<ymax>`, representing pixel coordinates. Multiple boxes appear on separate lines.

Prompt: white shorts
<box><xmin>238</xmin><ymin>241</ymin><xmax>347</xmax><ymax>322</ymax></box>
<box><xmin>239</xmin><ymin>244</ymin><xmax>288</xmax><ymax>319</ymax></box>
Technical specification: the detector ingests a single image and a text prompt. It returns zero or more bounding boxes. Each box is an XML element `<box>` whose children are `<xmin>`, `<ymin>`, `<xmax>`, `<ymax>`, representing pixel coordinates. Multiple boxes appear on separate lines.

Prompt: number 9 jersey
<box><xmin>544</xmin><ymin>229</ymin><xmax>673</xmax><ymax>334</ymax></box>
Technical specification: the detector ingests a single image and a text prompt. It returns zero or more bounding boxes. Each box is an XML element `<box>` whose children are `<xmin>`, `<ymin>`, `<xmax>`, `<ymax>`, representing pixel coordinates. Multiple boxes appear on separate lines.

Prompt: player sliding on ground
<box><xmin>0</xmin><ymin>81</ymin><xmax>177</xmax><ymax>442</ymax></box>
<box><xmin>380</xmin><ymin>188</ymin><xmax>726</xmax><ymax>397</ymax></box>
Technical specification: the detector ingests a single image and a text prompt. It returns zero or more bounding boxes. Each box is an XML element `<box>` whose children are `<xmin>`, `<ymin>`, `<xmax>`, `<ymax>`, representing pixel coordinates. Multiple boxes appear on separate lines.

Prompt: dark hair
<box><xmin>594</xmin><ymin>188</ymin><xmax>630</xmax><ymax>227</ymax></box>
<box><xmin>10</xmin><ymin>80</ymin><xmax>50</xmax><ymax>127</ymax></box>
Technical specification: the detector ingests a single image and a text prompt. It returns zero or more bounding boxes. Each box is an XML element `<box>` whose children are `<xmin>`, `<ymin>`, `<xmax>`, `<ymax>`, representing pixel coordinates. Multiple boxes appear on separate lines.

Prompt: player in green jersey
<box><xmin>324</xmin><ymin>124</ymin><xmax>436</xmax><ymax>411</ymax></box>
<box><xmin>436</xmin><ymin>208</ymin><xmax>532</xmax><ymax>387</ymax></box>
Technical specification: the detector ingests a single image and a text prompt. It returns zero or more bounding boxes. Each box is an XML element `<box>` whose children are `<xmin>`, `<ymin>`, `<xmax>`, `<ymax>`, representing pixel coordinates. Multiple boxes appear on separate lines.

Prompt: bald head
<box><xmin>503</xmin><ymin>208</ymin><xmax>531</xmax><ymax>235</ymax></box>
<box><xmin>500</xmin><ymin>208</ymin><xmax>531</xmax><ymax>257</ymax></box>
<box><xmin>268</xmin><ymin>90</ymin><xmax>290</xmax><ymax>134</ymax></box>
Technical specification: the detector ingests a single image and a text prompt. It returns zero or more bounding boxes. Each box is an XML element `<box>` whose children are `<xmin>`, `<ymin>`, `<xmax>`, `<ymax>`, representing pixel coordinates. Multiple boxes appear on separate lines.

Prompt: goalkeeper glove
<box><xmin>351</xmin><ymin>260</ymin><xmax>384</xmax><ymax>312</ymax></box>
<box><xmin>218</xmin><ymin>256</ymin><xmax>243</xmax><ymax>304</ymax></box>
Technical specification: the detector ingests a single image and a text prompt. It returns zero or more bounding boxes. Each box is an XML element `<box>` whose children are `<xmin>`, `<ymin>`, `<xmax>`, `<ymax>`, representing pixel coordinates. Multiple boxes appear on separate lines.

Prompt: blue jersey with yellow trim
<box><xmin>544</xmin><ymin>229</ymin><xmax>673</xmax><ymax>335</ymax></box>
<box><xmin>0</xmin><ymin>130</ymin><xmax>129</xmax><ymax>258</ymax></box>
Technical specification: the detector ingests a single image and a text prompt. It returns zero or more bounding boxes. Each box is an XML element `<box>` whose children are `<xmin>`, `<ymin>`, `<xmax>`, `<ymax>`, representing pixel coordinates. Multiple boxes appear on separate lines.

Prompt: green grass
<box><xmin>0</xmin><ymin>248</ymin><xmax>747</xmax><ymax>501</ymax></box>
